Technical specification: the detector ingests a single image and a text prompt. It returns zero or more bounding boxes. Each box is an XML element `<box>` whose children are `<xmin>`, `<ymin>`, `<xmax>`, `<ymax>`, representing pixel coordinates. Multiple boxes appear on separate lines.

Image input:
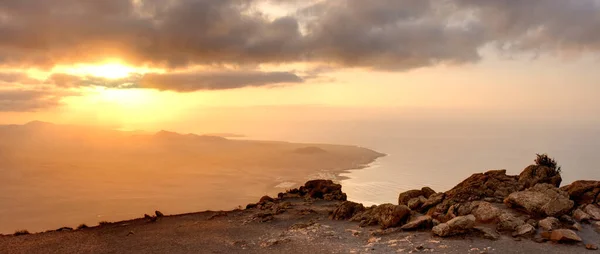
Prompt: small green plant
<box><xmin>535</xmin><ymin>153</ymin><xmax>561</xmax><ymax>175</ymax></box>
<box><xmin>14</xmin><ymin>230</ymin><xmax>30</xmax><ymax>236</ymax></box>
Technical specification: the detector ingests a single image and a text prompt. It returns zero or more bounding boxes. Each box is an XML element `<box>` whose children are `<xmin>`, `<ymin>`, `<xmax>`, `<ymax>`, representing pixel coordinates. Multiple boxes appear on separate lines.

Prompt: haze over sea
<box><xmin>249</xmin><ymin>115</ymin><xmax>600</xmax><ymax>206</ymax></box>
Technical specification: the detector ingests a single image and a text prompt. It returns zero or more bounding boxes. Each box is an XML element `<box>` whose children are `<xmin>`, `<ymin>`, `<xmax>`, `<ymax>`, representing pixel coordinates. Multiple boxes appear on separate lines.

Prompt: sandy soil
<box><xmin>1</xmin><ymin>197</ymin><xmax>594</xmax><ymax>254</ymax></box>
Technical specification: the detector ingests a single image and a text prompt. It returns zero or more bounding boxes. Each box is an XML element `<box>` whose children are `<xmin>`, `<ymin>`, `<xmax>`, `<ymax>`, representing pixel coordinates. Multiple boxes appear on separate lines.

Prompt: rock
<box><xmin>474</xmin><ymin>226</ymin><xmax>500</xmax><ymax>240</ymax></box>
<box><xmin>432</xmin><ymin>215</ymin><xmax>476</xmax><ymax>237</ymax></box>
<box><xmin>331</xmin><ymin>201</ymin><xmax>365</xmax><ymax>220</ymax></box>
<box><xmin>573</xmin><ymin>209</ymin><xmax>591</xmax><ymax>222</ymax></box>
<box><xmin>407</xmin><ymin>196</ymin><xmax>427</xmax><ymax>210</ymax></box>
<box><xmin>245</xmin><ymin>203</ymin><xmax>257</xmax><ymax>209</ymax></box>
<box><xmin>420</xmin><ymin>193</ymin><xmax>445</xmax><ymax>212</ymax></box>
<box><xmin>300</xmin><ymin>180</ymin><xmax>346</xmax><ymax>201</ymax></box>
<box><xmin>351</xmin><ymin>204</ymin><xmax>411</xmax><ymax>229</ymax></box>
<box><xmin>401</xmin><ymin>215</ymin><xmax>433</xmax><ymax>231</ymax></box>
<box><xmin>421</xmin><ymin>187</ymin><xmax>436</xmax><ymax>198</ymax></box>
<box><xmin>559</xmin><ymin>215</ymin><xmax>575</xmax><ymax>224</ymax></box>
<box><xmin>259</xmin><ymin>195</ymin><xmax>275</xmax><ymax>203</ymax></box>
<box><xmin>549</xmin><ymin>229</ymin><xmax>582</xmax><ymax>243</ymax></box>
<box><xmin>569</xmin><ymin>222</ymin><xmax>582</xmax><ymax>231</ymax></box>
<box><xmin>155</xmin><ymin>210</ymin><xmax>164</xmax><ymax>217</ymax></box>
<box><xmin>538</xmin><ymin>217</ymin><xmax>561</xmax><ymax>231</ymax></box>
<box><xmin>472</xmin><ymin>201</ymin><xmax>501</xmax><ymax>223</ymax></box>
<box><xmin>504</xmin><ymin>183</ymin><xmax>574</xmax><ymax>217</ymax></box>
<box><xmin>512</xmin><ymin>224</ymin><xmax>536</xmax><ymax>237</ymax></box>
<box><xmin>398</xmin><ymin>190</ymin><xmax>425</xmax><ymax>206</ymax></box>
<box><xmin>497</xmin><ymin>213</ymin><xmax>526</xmax><ymax>232</ymax></box>
<box><xmin>583</xmin><ymin>204</ymin><xmax>600</xmax><ymax>220</ymax></box>
<box><xmin>518</xmin><ymin>165</ymin><xmax>562</xmax><ymax>190</ymax></box>
<box><xmin>560</xmin><ymin>180</ymin><xmax>600</xmax><ymax>206</ymax></box>
<box><xmin>526</xmin><ymin>219</ymin><xmax>538</xmax><ymax>227</ymax></box>
<box><xmin>586</xmin><ymin>244</ymin><xmax>599</xmax><ymax>250</ymax></box>
<box><xmin>432</xmin><ymin>170</ymin><xmax>519</xmax><ymax>216</ymax></box>
<box><xmin>55</xmin><ymin>227</ymin><xmax>73</xmax><ymax>232</ymax></box>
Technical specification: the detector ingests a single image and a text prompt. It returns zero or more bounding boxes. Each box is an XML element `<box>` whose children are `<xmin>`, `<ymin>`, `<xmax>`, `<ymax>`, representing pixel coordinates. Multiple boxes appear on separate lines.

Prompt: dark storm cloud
<box><xmin>0</xmin><ymin>0</ymin><xmax>599</xmax><ymax>70</ymax></box>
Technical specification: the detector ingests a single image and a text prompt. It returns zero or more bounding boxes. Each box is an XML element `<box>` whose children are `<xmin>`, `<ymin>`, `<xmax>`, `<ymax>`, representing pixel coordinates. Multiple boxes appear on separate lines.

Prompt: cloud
<box><xmin>0</xmin><ymin>0</ymin><xmax>599</xmax><ymax>71</ymax></box>
<box><xmin>0</xmin><ymin>89</ymin><xmax>64</xmax><ymax>112</ymax></box>
<box><xmin>139</xmin><ymin>71</ymin><xmax>304</xmax><ymax>91</ymax></box>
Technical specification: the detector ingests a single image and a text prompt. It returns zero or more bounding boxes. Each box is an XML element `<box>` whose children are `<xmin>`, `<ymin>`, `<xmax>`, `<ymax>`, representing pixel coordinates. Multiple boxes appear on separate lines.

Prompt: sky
<box><xmin>1</xmin><ymin>0</ymin><xmax>600</xmax><ymax>134</ymax></box>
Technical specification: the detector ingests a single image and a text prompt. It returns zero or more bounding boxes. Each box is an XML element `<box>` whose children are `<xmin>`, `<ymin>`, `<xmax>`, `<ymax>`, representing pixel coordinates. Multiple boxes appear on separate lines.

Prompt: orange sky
<box><xmin>1</xmin><ymin>1</ymin><xmax>600</xmax><ymax>134</ymax></box>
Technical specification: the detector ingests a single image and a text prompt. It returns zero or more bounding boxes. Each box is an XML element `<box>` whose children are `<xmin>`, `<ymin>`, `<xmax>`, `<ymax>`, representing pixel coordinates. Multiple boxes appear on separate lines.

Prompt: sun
<box><xmin>53</xmin><ymin>62</ymin><xmax>140</xmax><ymax>79</ymax></box>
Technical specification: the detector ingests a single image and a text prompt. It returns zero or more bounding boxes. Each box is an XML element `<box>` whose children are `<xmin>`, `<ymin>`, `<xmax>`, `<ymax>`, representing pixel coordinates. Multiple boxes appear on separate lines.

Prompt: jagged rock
<box><xmin>398</xmin><ymin>190</ymin><xmax>425</xmax><ymax>206</ymax></box>
<box><xmin>155</xmin><ymin>210</ymin><xmax>164</xmax><ymax>217</ymax></box>
<box><xmin>497</xmin><ymin>213</ymin><xmax>526</xmax><ymax>232</ymax></box>
<box><xmin>471</xmin><ymin>201</ymin><xmax>501</xmax><ymax>223</ymax></box>
<box><xmin>407</xmin><ymin>196</ymin><xmax>427</xmax><ymax>210</ymax></box>
<box><xmin>421</xmin><ymin>193</ymin><xmax>445</xmax><ymax>212</ymax></box>
<box><xmin>246</xmin><ymin>203</ymin><xmax>258</xmax><ymax>209</ymax></box>
<box><xmin>538</xmin><ymin>217</ymin><xmax>560</xmax><ymax>231</ymax></box>
<box><xmin>504</xmin><ymin>183</ymin><xmax>574</xmax><ymax>217</ymax></box>
<box><xmin>330</xmin><ymin>201</ymin><xmax>365</xmax><ymax>220</ymax></box>
<box><xmin>549</xmin><ymin>229</ymin><xmax>582</xmax><ymax>243</ymax></box>
<box><xmin>572</xmin><ymin>209</ymin><xmax>591</xmax><ymax>222</ymax></box>
<box><xmin>518</xmin><ymin>165</ymin><xmax>562</xmax><ymax>190</ymax></box>
<box><xmin>300</xmin><ymin>180</ymin><xmax>346</xmax><ymax>201</ymax></box>
<box><xmin>351</xmin><ymin>204</ymin><xmax>411</xmax><ymax>229</ymax></box>
<box><xmin>474</xmin><ymin>226</ymin><xmax>500</xmax><ymax>240</ymax></box>
<box><xmin>512</xmin><ymin>224</ymin><xmax>536</xmax><ymax>237</ymax></box>
<box><xmin>583</xmin><ymin>204</ymin><xmax>600</xmax><ymax>220</ymax></box>
<box><xmin>587</xmin><ymin>244</ymin><xmax>599</xmax><ymax>250</ymax></box>
<box><xmin>401</xmin><ymin>215</ymin><xmax>433</xmax><ymax>230</ymax></box>
<box><xmin>560</xmin><ymin>180</ymin><xmax>600</xmax><ymax>206</ymax></box>
<box><xmin>432</xmin><ymin>215</ymin><xmax>476</xmax><ymax>237</ymax></box>
<box><xmin>526</xmin><ymin>219</ymin><xmax>538</xmax><ymax>227</ymax></box>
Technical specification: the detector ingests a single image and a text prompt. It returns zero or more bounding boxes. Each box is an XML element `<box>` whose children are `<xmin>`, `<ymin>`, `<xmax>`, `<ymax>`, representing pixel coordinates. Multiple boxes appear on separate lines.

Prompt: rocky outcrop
<box><xmin>504</xmin><ymin>183</ymin><xmax>574</xmax><ymax>217</ymax></box>
<box><xmin>330</xmin><ymin>201</ymin><xmax>365</xmax><ymax>220</ymax></box>
<box><xmin>518</xmin><ymin>165</ymin><xmax>562</xmax><ymax>190</ymax></box>
<box><xmin>300</xmin><ymin>180</ymin><xmax>347</xmax><ymax>201</ymax></box>
<box><xmin>560</xmin><ymin>180</ymin><xmax>600</xmax><ymax>206</ymax></box>
<box><xmin>432</xmin><ymin>215</ymin><xmax>476</xmax><ymax>237</ymax></box>
<box><xmin>351</xmin><ymin>204</ymin><xmax>411</xmax><ymax>229</ymax></box>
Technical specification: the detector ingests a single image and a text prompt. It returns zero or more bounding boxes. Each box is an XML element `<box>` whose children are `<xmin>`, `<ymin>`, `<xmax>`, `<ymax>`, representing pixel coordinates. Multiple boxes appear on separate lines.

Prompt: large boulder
<box><xmin>299</xmin><ymin>180</ymin><xmax>347</xmax><ymax>200</ymax></box>
<box><xmin>560</xmin><ymin>180</ymin><xmax>600</xmax><ymax>206</ymax></box>
<box><xmin>504</xmin><ymin>183</ymin><xmax>574</xmax><ymax>217</ymax></box>
<box><xmin>330</xmin><ymin>201</ymin><xmax>365</xmax><ymax>220</ymax></box>
<box><xmin>518</xmin><ymin>165</ymin><xmax>562</xmax><ymax>190</ymax></box>
<box><xmin>351</xmin><ymin>204</ymin><xmax>411</xmax><ymax>229</ymax></box>
<box><xmin>583</xmin><ymin>204</ymin><xmax>600</xmax><ymax>220</ymax></box>
<box><xmin>432</xmin><ymin>215</ymin><xmax>476</xmax><ymax>237</ymax></box>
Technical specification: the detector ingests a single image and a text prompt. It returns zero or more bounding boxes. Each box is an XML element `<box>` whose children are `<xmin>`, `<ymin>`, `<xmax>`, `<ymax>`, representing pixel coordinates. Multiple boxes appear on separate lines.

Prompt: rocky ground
<box><xmin>2</xmin><ymin>160</ymin><xmax>600</xmax><ymax>253</ymax></box>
